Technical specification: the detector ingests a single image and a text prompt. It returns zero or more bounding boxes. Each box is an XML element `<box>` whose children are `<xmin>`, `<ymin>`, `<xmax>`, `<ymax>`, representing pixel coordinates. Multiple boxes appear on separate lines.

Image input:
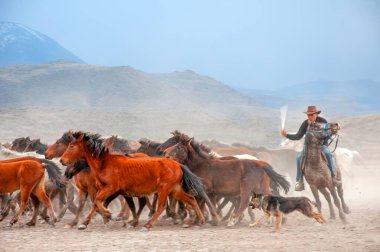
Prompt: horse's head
<box><xmin>156</xmin><ymin>130</ymin><xmax>185</xmax><ymax>155</ymax></box>
<box><xmin>64</xmin><ymin>159</ymin><xmax>88</xmax><ymax>179</ymax></box>
<box><xmin>11</xmin><ymin>136</ymin><xmax>31</xmax><ymax>152</ymax></box>
<box><xmin>136</xmin><ymin>138</ymin><xmax>161</xmax><ymax>156</ymax></box>
<box><xmin>24</xmin><ymin>139</ymin><xmax>48</xmax><ymax>154</ymax></box>
<box><xmin>45</xmin><ymin>131</ymin><xmax>74</xmax><ymax>159</ymax></box>
<box><xmin>104</xmin><ymin>135</ymin><xmax>131</xmax><ymax>154</ymax></box>
<box><xmin>165</xmin><ymin>136</ymin><xmax>192</xmax><ymax>164</ymax></box>
<box><xmin>60</xmin><ymin>133</ymin><xmax>87</xmax><ymax>166</ymax></box>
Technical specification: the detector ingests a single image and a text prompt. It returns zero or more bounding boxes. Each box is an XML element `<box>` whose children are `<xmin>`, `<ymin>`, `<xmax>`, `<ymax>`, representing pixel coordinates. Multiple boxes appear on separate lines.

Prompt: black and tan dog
<box><xmin>249</xmin><ymin>194</ymin><xmax>326</xmax><ymax>231</ymax></box>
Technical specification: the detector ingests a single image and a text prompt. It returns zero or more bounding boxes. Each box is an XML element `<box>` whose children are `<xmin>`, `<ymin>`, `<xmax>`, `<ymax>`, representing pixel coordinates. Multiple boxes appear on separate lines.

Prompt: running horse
<box><xmin>302</xmin><ymin>122</ymin><xmax>350</xmax><ymax>222</ymax></box>
<box><xmin>0</xmin><ymin>157</ymin><xmax>60</xmax><ymax>227</ymax></box>
<box><xmin>45</xmin><ymin>131</ymin><xmax>149</xmax><ymax>229</ymax></box>
<box><xmin>165</xmin><ymin>133</ymin><xmax>290</xmax><ymax>227</ymax></box>
<box><xmin>59</xmin><ymin>132</ymin><xmax>216</xmax><ymax>230</ymax></box>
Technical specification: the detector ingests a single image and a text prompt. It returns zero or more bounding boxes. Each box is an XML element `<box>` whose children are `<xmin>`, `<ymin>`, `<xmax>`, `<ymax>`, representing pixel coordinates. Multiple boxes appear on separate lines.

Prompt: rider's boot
<box><xmin>294</xmin><ymin>178</ymin><xmax>305</xmax><ymax>191</ymax></box>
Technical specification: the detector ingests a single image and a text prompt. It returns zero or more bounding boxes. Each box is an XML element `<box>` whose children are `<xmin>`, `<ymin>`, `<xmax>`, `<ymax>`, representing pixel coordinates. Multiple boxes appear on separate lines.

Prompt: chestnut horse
<box><xmin>165</xmin><ymin>133</ymin><xmax>290</xmax><ymax>227</ymax></box>
<box><xmin>45</xmin><ymin>131</ymin><xmax>149</xmax><ymax>229</ymax></box>
<box><xmin>60</xmin><ymin>132</ymin><xmax>217</xmax><ymax>230</ymax></box>
<box><xmin>0</xmin><ymin>158</ymin><xmax>59</xmax><ymax>227</ymax></box>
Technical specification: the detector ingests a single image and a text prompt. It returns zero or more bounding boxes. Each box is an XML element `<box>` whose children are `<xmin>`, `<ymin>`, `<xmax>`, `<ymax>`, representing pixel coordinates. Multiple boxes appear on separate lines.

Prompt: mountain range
<box><xmin>0</xmin><ymin>22</ymin><xmax>83</xmax><ymax>66</ymax></box>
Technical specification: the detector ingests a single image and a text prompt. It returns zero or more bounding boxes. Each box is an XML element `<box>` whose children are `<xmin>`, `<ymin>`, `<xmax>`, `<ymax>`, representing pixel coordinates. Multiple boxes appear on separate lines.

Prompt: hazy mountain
<box><xmin>238</xmin><ymin>80</ymin><xmax>380</xmax><ymax>116</ymax></box>
<box><xmin>0</xmin><ymin>22</ymin><xmax>84</xmax><ymax>66</ymax></box>
<box><xmin>0</xmin><ymin>61</ymin><xmax>279</xmax><ymax>146</ymax></box>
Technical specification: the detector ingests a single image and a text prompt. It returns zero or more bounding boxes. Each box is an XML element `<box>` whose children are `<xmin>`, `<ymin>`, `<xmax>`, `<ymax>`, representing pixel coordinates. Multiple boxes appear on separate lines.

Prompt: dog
<box><xmin>249</xmin><ymin>194</ymin><xmax>326</xmax><ymax>231</ymax></box>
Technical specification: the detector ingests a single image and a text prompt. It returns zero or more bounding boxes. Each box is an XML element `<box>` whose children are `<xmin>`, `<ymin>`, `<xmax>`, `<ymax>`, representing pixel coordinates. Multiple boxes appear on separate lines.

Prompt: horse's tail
<box><xmin>180</xmin><ymin>165</ymin><xmax>218</xmax><ymax>216</ymax></box>
<box><xmin>41</xmin><ymin>159</ymin><xmax>67</xmax><ymax>189</ymax></box>
<box><xmin>262</xmin><ymin>166</ymin><xmax>290</xmax><ymax>194</ymax></box>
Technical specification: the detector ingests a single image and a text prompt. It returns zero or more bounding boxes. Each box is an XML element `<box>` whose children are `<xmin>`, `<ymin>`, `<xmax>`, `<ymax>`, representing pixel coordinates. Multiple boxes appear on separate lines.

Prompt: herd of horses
<box><xmin>0</xmin><ymin>126</ymin><xmax>351</xmax><ymax>231</ymax></box>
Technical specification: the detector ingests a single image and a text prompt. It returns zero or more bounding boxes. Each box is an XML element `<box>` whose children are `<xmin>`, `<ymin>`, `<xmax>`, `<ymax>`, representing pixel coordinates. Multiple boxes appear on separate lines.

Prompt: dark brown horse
<box><xmin>45</xmin><ymin>131</ymin><xmax>149</xmax><ymax>229</ymax></box>
<box><xmin>0</xmin><ymin>158</ymin><xmax>59</xmax><ymax>227</ymax></box>
<box><xmin>165</xmin><ymin>133</ymin><xmax>290</xmax><ymax>227</ymax></box>
<box><xmin>303</xmin><ymin>122</ymin><xmax>350</xmax><ymax>222</ymax></box>
<box><xmin>136</xmin><ymin>138</ymin><xmax>162</xmax><ymax>156</ymax></box>
<box><xmin>24</xmin><ymin>139</ymin><xmax>48</xmax><ymax>155</ymax></box>
<box><xmin>10</xmin><ymin>137</ymin><xmax>32</xmax><ymax>152</ymax></box>
<box><xmin>60</xmin><ymin>132</ymin><xmax>217</xmax><ymax>230</ymax></box>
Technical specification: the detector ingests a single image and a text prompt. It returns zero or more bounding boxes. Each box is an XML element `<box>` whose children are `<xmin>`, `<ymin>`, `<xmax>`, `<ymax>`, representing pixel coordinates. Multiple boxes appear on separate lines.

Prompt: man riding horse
<box><xmin>281</xmin><ymin>106</ymin><xmax>341</xmax><ymax>191</ymax></box>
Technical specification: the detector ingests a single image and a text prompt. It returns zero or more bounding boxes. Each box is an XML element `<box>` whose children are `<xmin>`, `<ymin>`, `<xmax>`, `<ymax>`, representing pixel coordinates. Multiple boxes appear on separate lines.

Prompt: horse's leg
<box><xmin>217</xmin><ymin>197</ymin><xmax>230</xmax><ymax>216</ymax></box>
<box><xmin>145</xmin><ymin>196</ymin><xmax>153</xmax><ymax>215</ymax></box>
<box><xmin>25</xmin><ymin>194</ymin><xmax>40</xmax><ymax>226</ymax></box>
<box><xmin>9</xmin><ymin>186</ymin><xmax>33</xmax><ymax>226</ymax></box>
<box><xmin>310</xmin><ymin>186</ymin><xmax>322</xmax><ymax>213</ymax></box>
<box><xmin>327</xmin><ymin>186</ymin><xmax>346</xmax><ymax>223</ymax></box>
<box><xmin>33</xmin><ymin>178</ymin><xmax>57</xmax><ymax>226</ymax></box>
<box><xmin>0</xmin><ymin>194</ymin><xmax>12</xmax><ymax>221</ymax></box>
<box><xmin>222</xmin><ymin>199</ymin><xmax>236</xmax><ymax>222</ymax></box>
<box><xmin>56</xmin><ymin>187</ymin><xmax>69</xmax><ymax>221</ymax></box>
<box><xmin>66</xmin><ymin>182</ymin><xmax>78</xmax><ymax>215</ymax></box>
<box><xmin>170</xmin><ymin>189</ymin><xmax>205</xmax><ymax>227</ymax></box>
<box><xmin>66</xmin><ymin>190</ymin><xmax>88</xmax><ymax>228</ymax></box>
<box><xmin>117</xmin><ymin>198</ymin><xmax>130</xmax><ymax>221</ymax></box>
<box><xmin>124</xmin><ymin>196</ymin><xmax>139</xmax><ymax>227</ymax></box>
<box><xmin>144</xmin><ymin>188</ymin><xmax>172</xmax><ymax>230</ymax></box>
<box><xmin>337</xmin><ymin>184</ymin><xmax>350</xmax><ymax>214</ymax></box>
<box><xmin>247</xmin><ymin>205</ymin><xmax>255</xmax><ymax>222</ymax></box>
<box><xmin>149</xmin><ymin>193</ymin><xmax>158</xmax><ymax>217</ymax></box>
<box><xmin>318</xmin><ymin>187</ymin><xmax>336</xmax><ymax>219</ymax></box>
<box><xmin>227</xmin><ymin>184</ymin><xmax>251</xmax><ymax>227</ymax></box>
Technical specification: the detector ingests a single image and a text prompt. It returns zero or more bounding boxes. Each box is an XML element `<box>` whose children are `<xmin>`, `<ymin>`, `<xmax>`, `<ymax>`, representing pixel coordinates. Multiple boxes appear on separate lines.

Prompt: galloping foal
<box><xmin>60</xmin><ymin>132</ymin><xmax>216</xmax><ymax>230</ymax></box>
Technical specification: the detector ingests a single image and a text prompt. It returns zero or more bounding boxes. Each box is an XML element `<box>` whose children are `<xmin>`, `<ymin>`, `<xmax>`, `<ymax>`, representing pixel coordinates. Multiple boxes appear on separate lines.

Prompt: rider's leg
<box><xmin>296</xmin><ymin>151</ymin><xmax>303</xmax><ymax>182</ymax></box>
<box><xmin>321</xmin><ymin>145</ymin><xmax>340</xmax><ymax>186</ymax></box>
<box><xmin>295</xmin><ymin>151</ymin><xmax>305</xmax><ymax>191</ymax></box>
<box><xmin>321</xmin><ymin>145</ymin><xmax>335</xmax><ymax>177</ymax></box>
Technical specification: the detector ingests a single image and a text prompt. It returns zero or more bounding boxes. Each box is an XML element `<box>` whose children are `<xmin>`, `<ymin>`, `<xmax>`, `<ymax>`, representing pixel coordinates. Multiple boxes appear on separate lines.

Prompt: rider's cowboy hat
<box><xmin>303</xmin><ymin>106</ymin><xmax>321</xmax><ymax>115</ymax></box>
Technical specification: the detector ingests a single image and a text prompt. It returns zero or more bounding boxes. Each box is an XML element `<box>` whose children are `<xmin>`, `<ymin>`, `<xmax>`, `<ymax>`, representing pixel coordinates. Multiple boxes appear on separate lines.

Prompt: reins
<box><xmin>327</xmin><ymin>134</ymin><xmax>339</xmax><ymax>153</ymax></box>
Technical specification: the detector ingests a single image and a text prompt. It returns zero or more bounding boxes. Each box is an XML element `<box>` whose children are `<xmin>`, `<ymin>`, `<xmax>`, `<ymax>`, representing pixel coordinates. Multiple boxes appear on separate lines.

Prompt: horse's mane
<box><xmin>60</xmin><ymin>130</ymin><xmax>75</xmax><ymax>144</ymax></box>
<box><xmin>72</xmin><ymin>131</ymin><xmax>109</xmax><ymax>158</ymax></box>
<box><xmin>138</xmin><ymin>138</ymin><xmax>162</xmax><ymax>149</ymax></box>
<box><xmin>107</xmin><ymin>135</ymin><xmax>131</xmax><ymax>154</ymax></box>
<box><xmin>174</xmin><ymin>132</ymin><xmax>216</xmax><ymax>159</ymax></box>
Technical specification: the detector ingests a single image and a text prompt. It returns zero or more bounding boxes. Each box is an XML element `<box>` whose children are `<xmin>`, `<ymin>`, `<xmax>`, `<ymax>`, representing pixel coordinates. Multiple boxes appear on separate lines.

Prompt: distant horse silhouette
<box><xmin>303</xmin><ymin>122</ymin><xmax>350</xmax><ymax>222</ymax></box>
<box><xmin>45</xmin><ymin>131</ymin><xmax>149</xmax><ymax>228</ymax></box>
<box><xmin>165</xmin><ymin>133</ymin><xmax>290</xmax><ymax>227</ymax></box>
<box><xmin>10</xmin><ymin>137</ymin><xmax>32</xmax><ymax>152</ymax></box>
<box><xmin>0</xmin><ymin>158</ymin><xmax>60</xmax><ymax>227</ymax></box>
<box><xmin>60</xmin><ymin>132</ymin><xmax>216</xmax><ymax>230</ymax></box>
<box><xmin>136</xmin><ymin>138</ymin><xmax>162</xmax><ymax>156</ymax></box>
<box><xmin>24</xmin><ymin>139</ymin><xmax>48</xmax><ymax>155</ymax></box>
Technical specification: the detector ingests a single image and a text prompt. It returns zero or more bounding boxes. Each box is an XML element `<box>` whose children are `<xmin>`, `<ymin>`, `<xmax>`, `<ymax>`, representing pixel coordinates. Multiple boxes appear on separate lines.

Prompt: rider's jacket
<box><xmin>286</xmin><ymin>116</ymin><xmax>328</xmax><ymax>146</ymax></box>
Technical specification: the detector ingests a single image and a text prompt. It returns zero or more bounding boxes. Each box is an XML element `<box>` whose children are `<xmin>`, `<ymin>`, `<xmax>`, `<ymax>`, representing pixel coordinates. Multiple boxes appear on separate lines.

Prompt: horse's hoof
<box><xmin>25</xmin><ymin>221</ymin><xmax>36</xmax><ymax>227</ymax></box>
<box><xmin>78</xmin><ymin>224</ymin><xmax>87</xmax><ymax>230</ymax></box>
<box><xmin>5</xmin><ymin>223</ymin><xmax>13</xmax><ymax>228</ymax></box>
<box><xmin>64</xmin><ymin>224</ymin><xmax>74</xmax><ymax>229</ymax></box>
<box><xmin>39</xmin><ymin>220</ymin><xmax>47</xmax><ymax>224</ymax></box>
<box><xmin>140</xmin><ymin>227</ymin><xmax>149</xmax><ymax>232</ymax></box>
<box><xmin>110</xmin><ymin>214</ymin><xmax>118</xmax><ymax>221</ymax></box>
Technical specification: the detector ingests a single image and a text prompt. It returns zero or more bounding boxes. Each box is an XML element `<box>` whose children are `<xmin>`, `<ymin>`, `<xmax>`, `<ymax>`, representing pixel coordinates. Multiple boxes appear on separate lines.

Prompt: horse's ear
<box><xmin>185</xmin><ymin>137</ymin><xmax>193</xmax><ymax>146</ymax></box>
<box><xmin>77</xmin><ymin>133</ymin><xmax>84</xmax><ymax>141</ymax></box>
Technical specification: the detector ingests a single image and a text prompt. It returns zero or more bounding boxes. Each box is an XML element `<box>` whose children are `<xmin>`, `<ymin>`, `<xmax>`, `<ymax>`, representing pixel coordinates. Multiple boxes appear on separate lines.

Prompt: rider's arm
<box><xmin>285</xmin><ymin>120</ymin><xmax>308</xmax><ymax>140</ymax></box>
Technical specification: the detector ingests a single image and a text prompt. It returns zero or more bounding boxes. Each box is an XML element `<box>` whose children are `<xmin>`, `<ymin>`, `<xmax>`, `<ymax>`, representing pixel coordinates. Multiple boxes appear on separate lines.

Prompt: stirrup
<box><xmin>295</xmin><ymin>181</ymin><xmax>305</xmax><ymax>191</ymax></box>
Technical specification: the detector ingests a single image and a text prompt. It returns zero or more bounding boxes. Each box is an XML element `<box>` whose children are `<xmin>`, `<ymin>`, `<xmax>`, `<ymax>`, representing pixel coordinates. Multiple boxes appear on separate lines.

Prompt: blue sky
<box><xmin>1</xmin><ymin>0</ymin><xmax>379</xmax><ymax>89</ymax></box>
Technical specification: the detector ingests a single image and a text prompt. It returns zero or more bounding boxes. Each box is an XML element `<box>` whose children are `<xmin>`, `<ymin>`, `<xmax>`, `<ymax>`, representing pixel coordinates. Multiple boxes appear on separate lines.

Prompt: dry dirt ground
<box><xmin>1</xmin><ymin>166</ymin><xmax>380</xmax><ymax>252</ymax></box>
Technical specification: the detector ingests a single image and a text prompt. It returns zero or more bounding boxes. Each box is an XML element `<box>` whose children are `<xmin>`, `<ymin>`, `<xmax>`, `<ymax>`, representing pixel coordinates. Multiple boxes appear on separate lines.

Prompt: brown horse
<box><xmin>10</xmin><ymin>137</ymin><xmax>32</xmax><ymax>152</ymax></box>
<box><xmin>302</xmin><ymin>122</ymin><xmax>350</xmax><ymax>222</ymax></box>
<box><xmin>60</xmin><ymin>132</ymin><xmax>217</xmax><ymax>230</ymax></box>
<box><xmin>165</xmin><ymin>133</ymin><xmax>290</xmax><ymax>227</ymax></box>
<box><xmin>0</xmin><ymin>158</ymin><xmax>59</xmax><ymax>227</ymax></box>
<box><xmin>45</xmin><ymin>131</ymin><xmax>149</xmax><ymax>229</ymax></box>
<box><xmin>24</xmin><ymin>139</ymin><xmax>48</xmax><ymax>155</ymax></box>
